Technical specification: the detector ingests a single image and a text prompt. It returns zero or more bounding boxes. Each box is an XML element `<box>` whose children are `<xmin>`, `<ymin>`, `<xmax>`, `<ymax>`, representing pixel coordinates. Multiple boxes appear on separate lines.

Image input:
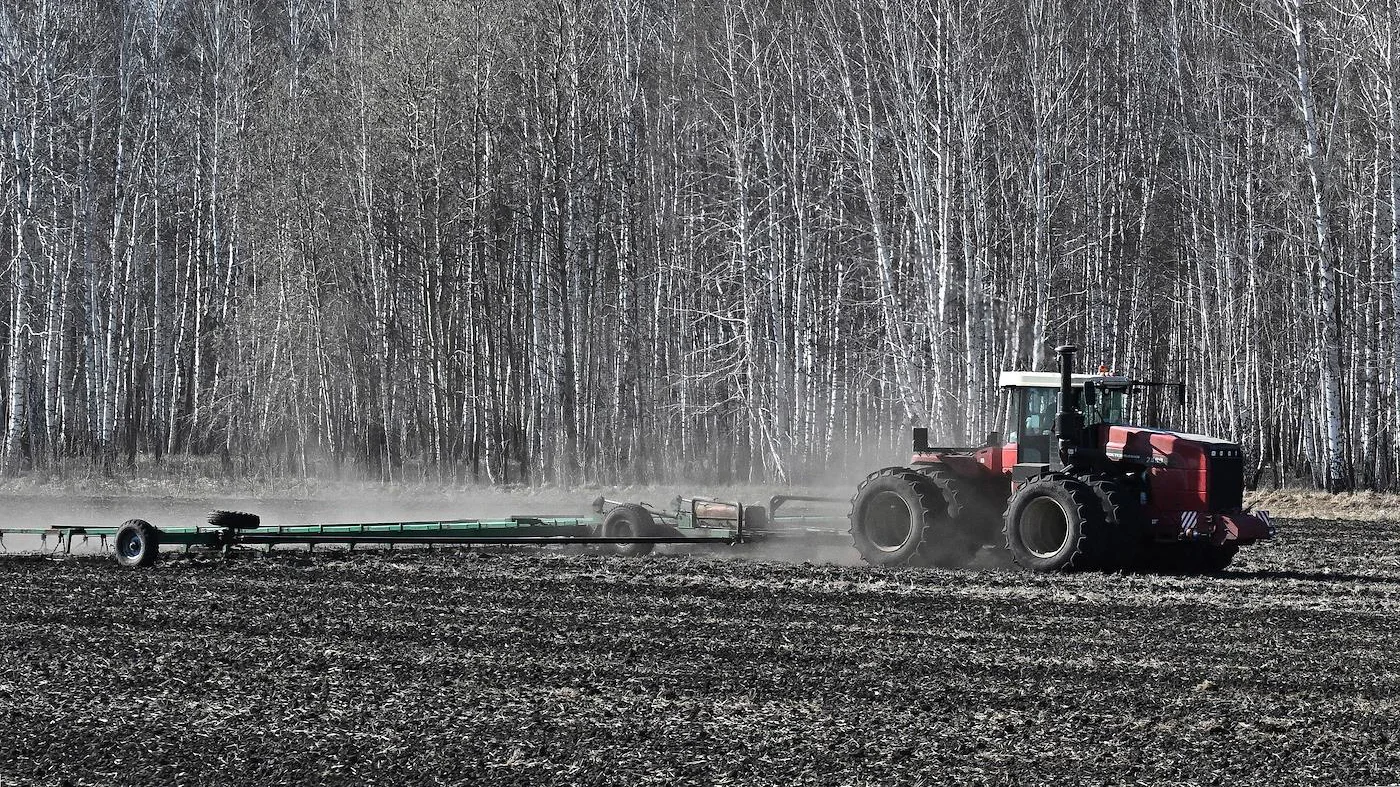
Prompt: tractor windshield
<box><xmin>1081</xmin><ymin>386</ymin><xmax>1127</xmax><ymax>427</ymax></box>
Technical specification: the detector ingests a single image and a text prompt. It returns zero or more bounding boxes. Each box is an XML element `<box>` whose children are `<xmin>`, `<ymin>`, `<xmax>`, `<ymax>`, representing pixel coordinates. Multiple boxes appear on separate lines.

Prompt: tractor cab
<box><xmin>1000</xmin><ymin>371</ymin><xmax>1132</xmax><ymax>465</ymax></box>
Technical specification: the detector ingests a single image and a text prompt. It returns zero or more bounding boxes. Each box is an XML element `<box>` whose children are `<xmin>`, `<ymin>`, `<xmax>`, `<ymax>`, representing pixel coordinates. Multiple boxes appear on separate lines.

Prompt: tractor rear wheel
<box><xmin>916</xmin><ymin>466</ymin><xmax>1002</xmax><ymax>557</ymax></box>
<box><xmin>601</xmin><ymin>504</ymin><xmax>661</xmax><ymax>558</ymax></box>
<box><xmin>1003</xmin><ymin>475</ymin><xmax>1104</xmax><ymax>572</ymax></box>
<box><xmin>849</xmin><ymin>467</ymin><xmax>967</xmax><ymax>567</ymax></box>
<box><xmin>114</xmin><ymin>519</ymin><xmax>160</xmax><ymax>569</ymax></box>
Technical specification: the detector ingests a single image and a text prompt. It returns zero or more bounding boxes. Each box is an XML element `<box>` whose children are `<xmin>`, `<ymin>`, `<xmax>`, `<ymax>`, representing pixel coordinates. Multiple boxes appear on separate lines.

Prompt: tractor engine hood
<box><xmin>1100</xmin><ymin>424</ymin><xmax>1247</xmax><ymax>514</ymax></box>
<box><xmin>1100</xmin><ymin>425</ymin><xmax>1242</xmax><ymax>469</ymax></box>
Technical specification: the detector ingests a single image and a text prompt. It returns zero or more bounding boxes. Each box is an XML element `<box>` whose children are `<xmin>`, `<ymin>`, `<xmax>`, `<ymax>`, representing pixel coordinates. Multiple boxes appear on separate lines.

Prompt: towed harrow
<box><xmin>0</xmin><ymin>495</ymin><xmax>851</xmax><ymax>568</ymax></box>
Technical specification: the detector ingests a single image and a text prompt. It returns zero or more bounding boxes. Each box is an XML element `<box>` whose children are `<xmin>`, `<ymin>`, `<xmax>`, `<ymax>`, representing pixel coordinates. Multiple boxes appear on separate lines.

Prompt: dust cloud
<box><xmin>0</xmin><ymin>464</ymin><xmax>1013</xmax><ymax>570</ymax></box>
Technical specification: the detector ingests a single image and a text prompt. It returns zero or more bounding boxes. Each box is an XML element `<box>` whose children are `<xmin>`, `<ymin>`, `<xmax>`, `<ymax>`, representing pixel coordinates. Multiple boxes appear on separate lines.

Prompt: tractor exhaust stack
<box><xmin>1054</xmin><ymin>344</ymin><xmax>1083</xmax><ymax>469</ymax></box>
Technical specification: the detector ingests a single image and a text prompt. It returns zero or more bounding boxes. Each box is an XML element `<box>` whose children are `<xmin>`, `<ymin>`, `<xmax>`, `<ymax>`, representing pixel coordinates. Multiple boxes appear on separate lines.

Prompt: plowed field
<box><xmin>2</xmin><ymin>516</ymin><xmax>1397</xmax><ymax>785</ymax></box>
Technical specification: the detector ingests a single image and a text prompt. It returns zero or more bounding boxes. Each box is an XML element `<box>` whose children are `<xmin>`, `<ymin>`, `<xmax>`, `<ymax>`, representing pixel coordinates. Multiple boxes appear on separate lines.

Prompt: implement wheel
<box><xmin>1003</xmin><ymin>475</ymin><xmax>1104</xmax><ymax>572</ymax></box>
<box><xmin>114</xmin><ymin>519</ymin><xmax>160</xmax><ymax>569</ymax></box>
<box><xmin>601</xmin><ymin>503</ymin><xmax>660</xmax><ymax>558</ymax></box>
<box><xmin>208</xmin><ymin>510</ymin><xmax>260</xmax><ymax>530</ymax></box>
<box><xmin>849</xmin><ymin>467</ymin><xmax>964</xmax><ymax>567</ymax></box>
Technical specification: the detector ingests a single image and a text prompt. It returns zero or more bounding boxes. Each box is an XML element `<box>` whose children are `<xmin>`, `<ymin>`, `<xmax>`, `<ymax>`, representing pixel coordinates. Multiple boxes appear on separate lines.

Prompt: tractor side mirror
<box><xmin>913</xmin><ymin>427</ymin><xmax>931</xmax><ymax>452</ymax></box>
<box><xmin>1083</xmin><ymin>382</ymin><xmax>1097</xmax><ymax>406</ymax></box>
<box><xmin>984</xmin><ymin>431</ymin><xmax>1002</xmax><ymax>447</ymax></box>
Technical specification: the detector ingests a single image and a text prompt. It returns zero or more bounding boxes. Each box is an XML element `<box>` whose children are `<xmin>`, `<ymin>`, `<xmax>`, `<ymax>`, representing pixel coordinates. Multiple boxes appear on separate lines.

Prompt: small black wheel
<box><xmin>601</xmin><ymin>504</ymin><xmax>659</xmax><ymax>557</ymax></box>
<box><xmin>114</xmin><ymin>519</ymin><xmax>160</xmax><ymax>568</ymax></box>
<box><xmin>208</xmin><ymin>510</ymin><xmax>260</xmax><ymax>529</ymax></box>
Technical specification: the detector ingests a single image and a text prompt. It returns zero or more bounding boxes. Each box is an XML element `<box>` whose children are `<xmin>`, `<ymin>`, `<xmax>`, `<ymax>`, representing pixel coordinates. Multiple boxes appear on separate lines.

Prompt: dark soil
<box><xmin>1</xmin><ymin>518</ymin><xmax>1397</xmax><ymax>786</ymax></box>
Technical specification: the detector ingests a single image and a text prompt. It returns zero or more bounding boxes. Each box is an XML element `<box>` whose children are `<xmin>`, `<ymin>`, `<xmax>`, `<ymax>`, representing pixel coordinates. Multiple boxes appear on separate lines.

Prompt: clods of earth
<box><xmin>1</xmin><ymin>517</ymin><xmax>1397</xmax><ymax>785</ymax></box>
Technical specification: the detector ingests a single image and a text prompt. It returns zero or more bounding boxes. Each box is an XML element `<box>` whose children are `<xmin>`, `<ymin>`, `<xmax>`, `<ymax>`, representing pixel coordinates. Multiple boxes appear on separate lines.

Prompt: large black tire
<box><xmin>849</xmin><ymin>467</ymin><xmax>966</xmax><ymax>568</ymax></box>
<box><xmin>601</xmin><ymin>503</ymin><xmax>660</xmax><ymax>558</ymax></box>
<box><xmin>1195</xmin><ymin>543</ymin><xmax>1239</xmax><ymax>573</ymax></box>
<box><xmin>114</xmin><ymin>519</ymin><xmax>160</xmax><ymax>569</ymax></box>
<box><xmin>916</xmin><ymin>466</ymin><xmax>1003</xmax><ymax>556</ymax></box>
<box><xmin>1147</xmin><ymin>542</ymin><xmax>1239</xmax><ymax>575</ymax></box>
<box><xmin>208</xmin><ymin>510</ymin><xmax>260</xmax><ymax>530</ymax></box>
<box><xmin>1003</xmin><ymin>474</ymin><xmax>1105</xmax><ymax>572</ymax></box>
<box><xmin>1076</xmin><ymin>475</ymin><xmax>1147</xmax><ymax>572</ymax></box>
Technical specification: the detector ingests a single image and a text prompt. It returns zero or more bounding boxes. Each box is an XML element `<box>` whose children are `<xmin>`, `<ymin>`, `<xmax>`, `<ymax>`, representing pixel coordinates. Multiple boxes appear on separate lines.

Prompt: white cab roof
<box><xmin>998</xmin><ymin>372</ymin><xmax>1132</xmax><ymax>389</ymax></box>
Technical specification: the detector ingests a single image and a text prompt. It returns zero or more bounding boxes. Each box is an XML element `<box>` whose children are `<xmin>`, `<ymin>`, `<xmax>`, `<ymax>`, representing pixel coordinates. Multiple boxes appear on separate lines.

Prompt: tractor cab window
<box><xmin>1007</xmin><ymin>387</ymin><xmax>1058</xmax><ymax>463</ymax></box>
<box><xmin>1004</xmin><ymin>387</ymin><xmax>1059</xmax><ymax>444</ymax></box>
<box><xmin>1082</xmin><ymin>386</ymin><xmax>1127</xmax><ymax>427</ymax></box>
<box><xmin>1006</xmin><ymin>384</ymin><xmax>1124</xmax><ymax>464</ymax></box>
<box><xmin>1023</xmin><ymin>387</ymin><xmax>1059</xmax><ymax>436</ymax></box>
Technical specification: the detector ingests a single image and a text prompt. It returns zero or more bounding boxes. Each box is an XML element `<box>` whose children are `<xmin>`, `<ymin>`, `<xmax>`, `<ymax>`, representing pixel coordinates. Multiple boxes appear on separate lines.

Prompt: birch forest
<box><xmin>1</xmin><ymin>0</ymin><xmax>1398</xmax><ymax>489</ymax></box>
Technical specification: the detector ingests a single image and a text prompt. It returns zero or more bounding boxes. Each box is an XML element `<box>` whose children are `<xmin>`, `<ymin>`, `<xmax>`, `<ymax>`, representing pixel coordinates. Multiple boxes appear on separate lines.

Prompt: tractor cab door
<box><xmin>1004</xmin><ymin>386</ymin><xmax>1060</xmax><ymax>465</ymax></box>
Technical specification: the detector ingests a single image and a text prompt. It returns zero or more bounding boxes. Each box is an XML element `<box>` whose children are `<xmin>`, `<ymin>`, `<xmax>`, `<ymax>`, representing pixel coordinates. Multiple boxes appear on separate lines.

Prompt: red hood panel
<box><xmin>1101</xmin><ymin>425</ymin><xmax>1244</xmax><ymax>514</ymax></box>
<box><xmin>1102</xmin><ymin>425</ymin><xmax>1236</xmax><ymax>469</ymax></box>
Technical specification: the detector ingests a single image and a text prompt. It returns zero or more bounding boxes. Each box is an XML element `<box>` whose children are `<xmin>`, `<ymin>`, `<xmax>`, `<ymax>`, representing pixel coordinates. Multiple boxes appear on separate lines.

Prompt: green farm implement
<box><xmin>0</xmin><ymin>495</ymin><xmax>849</xmax><ymax>568</ymax></box>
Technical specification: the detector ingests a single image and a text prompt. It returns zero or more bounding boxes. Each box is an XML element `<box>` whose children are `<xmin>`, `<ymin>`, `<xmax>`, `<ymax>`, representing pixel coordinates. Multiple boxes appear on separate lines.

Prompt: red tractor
<box><xmin>849</xmin><ymin>345</ymin><xmax>1276</xmax><ymax>573</ymax></box>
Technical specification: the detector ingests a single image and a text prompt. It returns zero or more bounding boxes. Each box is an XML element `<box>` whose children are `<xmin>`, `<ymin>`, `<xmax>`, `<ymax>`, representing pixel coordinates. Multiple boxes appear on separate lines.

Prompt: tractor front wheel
<box><xmin>1195</xmin><ymin>544</ymin><xmax>1239</xmax><ymax>573</ymax></box>
<box><xmin>1003</xmin><ymin>475</ymin><xmax>1104</xmax><ymax>572</ymax></box>
<box><xmin>1076</xmin><ymin>475</ymin><xmax>1147</xmax><ymax>572</ymax></box>
<box><xmin>1149</xmin><ymin>542</ymin><xmax>1239</xmax><ymax>575</ymax></box>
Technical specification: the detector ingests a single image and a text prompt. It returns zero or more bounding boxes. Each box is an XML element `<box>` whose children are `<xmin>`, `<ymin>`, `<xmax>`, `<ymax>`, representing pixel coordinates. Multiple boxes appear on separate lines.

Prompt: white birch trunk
<box><xmin>1286</xmin><ymin>0</ymin><xmax>1348</xmax><ymax>490</ymax></box>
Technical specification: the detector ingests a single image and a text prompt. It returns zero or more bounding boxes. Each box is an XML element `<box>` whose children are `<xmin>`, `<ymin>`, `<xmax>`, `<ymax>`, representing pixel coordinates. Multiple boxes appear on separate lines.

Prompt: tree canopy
<box><xmin>0</xmin><ymin>0</ymin><xmax>1395</xmax><ymax>489</ymax></box>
